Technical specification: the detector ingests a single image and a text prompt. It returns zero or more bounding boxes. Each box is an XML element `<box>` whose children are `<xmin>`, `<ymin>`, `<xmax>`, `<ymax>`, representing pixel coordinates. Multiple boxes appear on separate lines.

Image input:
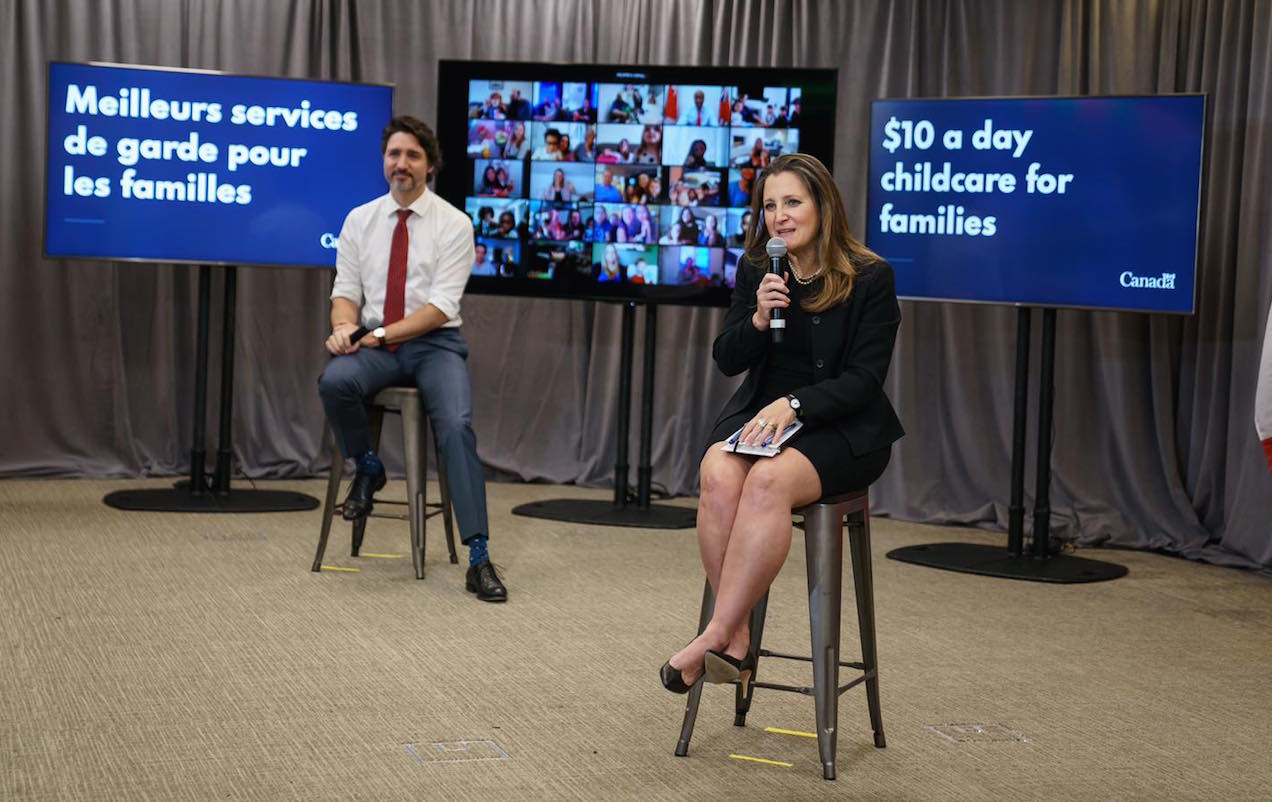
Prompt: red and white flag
<box><xmin>1257</xmin><ymin>300</ymin><xmax>1272</xmax><ymax>473</ymax></box>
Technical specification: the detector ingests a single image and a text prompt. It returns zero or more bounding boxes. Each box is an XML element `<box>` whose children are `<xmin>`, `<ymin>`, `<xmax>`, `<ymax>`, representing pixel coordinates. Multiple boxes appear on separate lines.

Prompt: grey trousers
<box><xmin>317</xmin><ymin>328</ymin><xmax>489</xmax><ymax>544</ymax></box>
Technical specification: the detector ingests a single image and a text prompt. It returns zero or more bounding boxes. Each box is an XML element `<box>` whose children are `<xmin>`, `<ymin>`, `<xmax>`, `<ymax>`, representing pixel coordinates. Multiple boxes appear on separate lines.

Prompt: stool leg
<box><xmin>804</xmin><ymin>503</ymin><xmax>844</xmax><ymax>781</ymax></box>
<box><xmin>849</xmin><ymin>511</ymin><xmax>886</xmax><ymax>748</ymax></box>
<box><xmin>675</xmin><ymin>579</ymin><xmax>715</xmax><ymax>757</ymax></box>
<box><xmin>350</xmin><ymin>517</ymin><xmax>368</xmax><ymax>556</ymax></box>
<box><xmin>734</xmin><ymin>591</ymin><xmax>769</xmax><ymax>726</ymax></box>
<box><xmin>312</xmin><ymin>428</ymin><xmax>344</xmax><ymax>572</ymax></box>
<box><xmin>402</xmin><ymin>401</ymin><xmax>427</xmax><ymax>580</ymax></box>
<box><xmin>435</xmin><ymin>438</ymin><xmax>458</xmax><ymax>564</ymax></box>
<box><xmin>352</xmin><ymin>409</ymin><xmax>385</xmax><ymax>558</ymax></box>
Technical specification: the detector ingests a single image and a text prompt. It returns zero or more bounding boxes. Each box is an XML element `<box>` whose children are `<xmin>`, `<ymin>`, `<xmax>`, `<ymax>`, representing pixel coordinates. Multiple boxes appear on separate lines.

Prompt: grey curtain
<box><xmin>4</xmin><ymin>0</ymin><xmax>1270</xmax><ymax>569</ymax></box>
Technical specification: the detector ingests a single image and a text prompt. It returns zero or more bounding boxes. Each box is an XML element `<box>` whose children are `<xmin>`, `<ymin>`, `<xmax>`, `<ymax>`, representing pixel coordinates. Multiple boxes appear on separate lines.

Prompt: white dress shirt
<box><xmin>331</xmin><ymin>190</ymin><xmax>475</xmax><ymax>329</ymax></box>
<box><xmin>680</xmin><ymin>104</ymin><xmax>716</xmax><ymax>126</ymax></box>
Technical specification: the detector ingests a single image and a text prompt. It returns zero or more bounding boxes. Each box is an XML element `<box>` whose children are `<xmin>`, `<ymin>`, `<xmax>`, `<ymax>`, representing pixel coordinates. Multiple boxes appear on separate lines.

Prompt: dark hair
<box><xmin>381</xmin><ymin>115</ymin><xmax>443</xmax><ymax>176</ymax></box>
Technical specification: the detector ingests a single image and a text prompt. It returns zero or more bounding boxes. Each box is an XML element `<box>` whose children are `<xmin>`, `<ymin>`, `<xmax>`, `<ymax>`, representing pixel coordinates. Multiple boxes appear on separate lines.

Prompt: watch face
<box><xmin>788</xmin><ymin>396</ymin><xmax>801</xmax><ymax>409</ymax></box>
<box><xmin>373</xmin><ymin>327</ymin><xmax>386</xmax><ymax>338</ymax></box>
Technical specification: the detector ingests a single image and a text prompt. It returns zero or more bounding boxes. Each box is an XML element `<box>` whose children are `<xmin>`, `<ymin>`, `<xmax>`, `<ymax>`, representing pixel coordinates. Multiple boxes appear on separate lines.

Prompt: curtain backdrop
<box><xmin>3</xmin><ymin>0</ymin><xmax>1269</xmax><ymax>569</ymax></box>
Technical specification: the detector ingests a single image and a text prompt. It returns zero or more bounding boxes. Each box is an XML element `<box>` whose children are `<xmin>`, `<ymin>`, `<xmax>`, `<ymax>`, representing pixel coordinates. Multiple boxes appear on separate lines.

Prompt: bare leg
<box><xmin>671</xmin><ymin>449</ymin><xmax>822</xmax><ymax>676</ymax></box>
<box><xmin>668</xmin><ymin>445</ymin><xmax>751</xmax><ymax>684</ymax></box>
<box><xmin>697</xmin><ymin>446</ymin><xmax>754</xmax><ymax>648</ymax></box>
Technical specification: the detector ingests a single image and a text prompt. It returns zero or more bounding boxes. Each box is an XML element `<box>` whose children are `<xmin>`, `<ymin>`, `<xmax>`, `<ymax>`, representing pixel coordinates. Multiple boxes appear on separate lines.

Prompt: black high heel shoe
<box><xmin>704</xmin><ymin>650</ymin><xmax>757</xmax><ymax>694</ymax></box>
<box><xmin>659</xmin><ymin>660</ymin><xmax>699</xmax><ymax>694</ymax></box>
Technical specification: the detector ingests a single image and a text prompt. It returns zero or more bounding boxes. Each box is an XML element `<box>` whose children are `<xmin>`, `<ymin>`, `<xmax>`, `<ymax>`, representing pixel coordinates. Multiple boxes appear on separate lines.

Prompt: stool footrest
<box><xmin>760</xmin><ymin>649</ymin><xmax>866</xmax><ymax>670</ymax></box>
<box><xmin>334</xmin><ymin>501</ymin><xmax>448</xmax><ymax>524</ymax></box>
<box><xmin>752</xmin><ymin>680</ymin><xmax>815</xmax><ymax>696</ymax></box>
<box><xmin>749</xmin><ymin>670</ymin><xmax>874</xmax><ymax>699</ymax></box>
<box><xmin>837</xmin><ymin>674</ymin><xmax>869</xmax><ymax>695</ymax></box>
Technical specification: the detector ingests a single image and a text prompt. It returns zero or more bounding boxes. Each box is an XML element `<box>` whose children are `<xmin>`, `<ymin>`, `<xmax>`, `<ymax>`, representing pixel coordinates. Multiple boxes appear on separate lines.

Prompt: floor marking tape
<box><xmin>319</xmin><ymin>565</ymin><xmax>361</xmax><ymax>572</ymax></box>
<box><xmin>359</xmin><ymin>552</ymin><xmax>404</xmax><ymax>559</ymax></box>
<box><xmin>763</xmin><ymin>727</ymin><xmax>818</xmax><ymax>739</ymax></box>
<box><xmin>728</xmin><ymin>753</ymin><xmax>793</xmax><ymax>767</ymax></box>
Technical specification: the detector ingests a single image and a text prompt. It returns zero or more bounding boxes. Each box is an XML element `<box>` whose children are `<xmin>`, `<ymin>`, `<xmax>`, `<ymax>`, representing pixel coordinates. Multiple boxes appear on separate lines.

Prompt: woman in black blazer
<box><xmin>661</xmin><ymin>153</ymin><xmax>904</xmax><ymax>693</ymax></box>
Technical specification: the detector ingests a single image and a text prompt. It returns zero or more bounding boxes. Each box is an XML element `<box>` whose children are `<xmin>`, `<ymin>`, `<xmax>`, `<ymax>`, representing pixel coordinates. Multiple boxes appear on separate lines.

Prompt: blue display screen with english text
<box><xmin>866</xmin><ymin>95</ymin><xmax>1204</xmax><ymax>314</ymax></box>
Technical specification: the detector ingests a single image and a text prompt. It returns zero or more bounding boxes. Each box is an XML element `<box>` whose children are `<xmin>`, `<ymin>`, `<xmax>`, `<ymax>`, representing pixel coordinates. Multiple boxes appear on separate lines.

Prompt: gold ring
<box><xmin>755</xmin><ymin>418</ymin><xmax>767</xmax><ymax>427</ymax></box>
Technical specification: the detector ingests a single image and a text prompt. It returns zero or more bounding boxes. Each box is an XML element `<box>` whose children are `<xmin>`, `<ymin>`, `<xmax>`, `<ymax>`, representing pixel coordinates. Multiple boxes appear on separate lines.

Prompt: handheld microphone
<box><xmin>346</xmin><ymin>317</ymin><xmax>382</xmax><ymax>346</ymax></box>
<box><xmin>765</xmin><ymin>237</ymin><xmax>787</xmax><ymax>344</ymax></box>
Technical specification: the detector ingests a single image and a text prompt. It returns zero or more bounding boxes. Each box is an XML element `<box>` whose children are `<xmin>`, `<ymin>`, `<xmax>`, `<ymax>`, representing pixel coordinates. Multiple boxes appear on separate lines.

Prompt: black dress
<box><xmin>707</xmin><ymin>275</ymin><xmax>894</xmax><ymax>496</ymax></box>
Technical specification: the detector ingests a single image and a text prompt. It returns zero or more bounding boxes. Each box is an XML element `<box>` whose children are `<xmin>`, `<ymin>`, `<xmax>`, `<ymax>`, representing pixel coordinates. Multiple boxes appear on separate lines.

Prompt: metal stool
<box><xmin>674</xmin><ymin>488</ymin><xmax>883</xmax><ymax>780</ymax></box>
<box><xmin>312</xmin><ymin>386</ymin><xmax>457</xmax><ymax>579</ymax></box>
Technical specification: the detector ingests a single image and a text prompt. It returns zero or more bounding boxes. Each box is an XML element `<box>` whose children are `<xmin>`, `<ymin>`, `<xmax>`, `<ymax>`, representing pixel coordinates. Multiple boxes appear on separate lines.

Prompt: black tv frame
<box><xmin>436</xmin><ymin>59</ymin><xmax>838</xmax><ymax>308</ymax></box>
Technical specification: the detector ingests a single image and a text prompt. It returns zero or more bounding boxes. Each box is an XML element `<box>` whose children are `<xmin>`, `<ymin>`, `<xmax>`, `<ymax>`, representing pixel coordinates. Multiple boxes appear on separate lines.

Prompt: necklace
<box><xmin>790</xmin><ymin>266</ymin><xmax>823</xmax><ymax>285</ymax></box>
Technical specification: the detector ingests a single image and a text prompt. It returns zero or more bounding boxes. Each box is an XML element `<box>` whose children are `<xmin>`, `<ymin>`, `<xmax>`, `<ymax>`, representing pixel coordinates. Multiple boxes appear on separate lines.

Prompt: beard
<box><xmin>390</xmin><ymin>171</ymin><xmax>419</xmax><ymax>191</ymax></box>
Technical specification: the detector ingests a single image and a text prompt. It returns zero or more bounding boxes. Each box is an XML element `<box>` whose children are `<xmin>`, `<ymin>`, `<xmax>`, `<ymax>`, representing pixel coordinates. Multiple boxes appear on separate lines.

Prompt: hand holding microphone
<box><xmin>752</xmin><ymin>237</ymin><xmax>789</xmax><ymax>342</ymax></box>
<box><xmin>326</xmin><ymin>317</ymin><xmax>382</xmax><ymax>355</ymax></box>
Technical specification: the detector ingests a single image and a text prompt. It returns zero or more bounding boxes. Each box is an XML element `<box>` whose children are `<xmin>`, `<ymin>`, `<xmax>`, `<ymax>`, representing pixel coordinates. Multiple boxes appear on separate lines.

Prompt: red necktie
<box><xmin>382</xmin><ymin>208</ymin><xmax>410</xmax><ymax>352</ymax></box>
<box><xmin>696</xmin><ymin>110</ymin><xmax>702</xmax><ymax>125</ymax></box>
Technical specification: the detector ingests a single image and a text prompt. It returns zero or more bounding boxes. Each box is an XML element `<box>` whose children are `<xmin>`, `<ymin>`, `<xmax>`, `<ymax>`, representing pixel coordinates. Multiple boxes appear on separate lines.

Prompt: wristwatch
<box><xmin>372</xmin><ymin>326</ymin><xmax>387</xmax><ymax>347</ymax></box>
<box><xmin>786</xmin><ymin>394</ymin><xmax>803</xmax><ymax>419</ymax></box>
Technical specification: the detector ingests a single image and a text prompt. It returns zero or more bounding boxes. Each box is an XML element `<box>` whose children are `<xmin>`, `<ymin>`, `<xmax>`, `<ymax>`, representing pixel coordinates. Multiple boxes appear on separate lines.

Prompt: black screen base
<box><xmin>511</xmin><ymin>499</ymin><xmax>696</xmax><ymax>529</ymax></box>
<box><xmin>103</xmin><ymin>480</ymin><xmax>319</xmax><ymax>513</ymax></box>
<box><xmin>886</xmin><ymin>542</ymin><xmax>1128</xmax><ymax>583</ymax></box>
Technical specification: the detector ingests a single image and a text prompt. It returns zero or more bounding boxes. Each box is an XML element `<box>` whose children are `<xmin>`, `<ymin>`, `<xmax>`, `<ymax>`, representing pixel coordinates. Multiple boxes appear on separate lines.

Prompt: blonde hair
<box><xmin>744</xmin><ymin>153</ymin><xmax>880</xmax><ymax>313</ymax></box>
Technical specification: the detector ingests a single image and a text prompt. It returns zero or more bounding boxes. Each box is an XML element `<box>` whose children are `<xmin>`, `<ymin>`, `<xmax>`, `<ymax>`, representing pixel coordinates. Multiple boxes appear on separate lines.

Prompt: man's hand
<box><xmin>325</xmin><ymin>321</ymin><xmax>363</xmax><ymax>356</ymax></box>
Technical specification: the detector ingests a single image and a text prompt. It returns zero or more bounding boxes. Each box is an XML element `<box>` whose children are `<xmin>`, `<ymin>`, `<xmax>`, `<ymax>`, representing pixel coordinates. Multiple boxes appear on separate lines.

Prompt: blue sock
<box><xmin>356</xmin><ymin>450</ymin><xmax>383</xmax><ymax>475</ymax></box>
<box><xmin>467</xmin><ymin>535</ymin><xmax>490</xmax><ymax>566</ymax></box>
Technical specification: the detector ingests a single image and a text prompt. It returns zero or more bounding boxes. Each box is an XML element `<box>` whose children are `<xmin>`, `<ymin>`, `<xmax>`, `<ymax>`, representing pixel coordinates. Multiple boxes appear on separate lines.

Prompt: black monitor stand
<box><xmin>103</xmin><ymin>266</ymin><xmax>319</xmax><ymax>513</ymax></box>
<box><xmin>887</xmin><ymin>307</ymin><xmax>1127</xmax><ymax>583</ymax></box>
<box><xmin>512</xmin><ymin>302</ymin><xmax>697</xmax><ymax>529</ymax></box>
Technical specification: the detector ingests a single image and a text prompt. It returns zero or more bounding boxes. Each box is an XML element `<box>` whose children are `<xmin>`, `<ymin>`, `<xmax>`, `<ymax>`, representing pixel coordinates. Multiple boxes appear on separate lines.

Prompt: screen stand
<box><xmin>511</xmin><ymin>302</ymin><xmax>697</xmax><ymax>529</ymax></box>
<box><xmin>103</xmin><ymin>266</ymin><xmax>319</xmax><ymax>513</ymax></box>
<box><xmin>887</xmin><ymin>307</ymin><xmax>1127</xmax><ymax>583</ymax></box>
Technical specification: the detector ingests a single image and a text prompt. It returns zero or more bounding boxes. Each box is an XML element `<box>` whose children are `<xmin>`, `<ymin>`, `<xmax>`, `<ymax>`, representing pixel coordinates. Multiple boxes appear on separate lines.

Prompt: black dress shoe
<box><xmin>466</xmin><ymin>561</ymin><xmax>507</xmax><ymax>602</ymax></box>
<box><xmin>704</xmin><ymin>649</ymin><xmax>757</xmax><ymax>695</ymax></box>
<box><xmin>341</xmin><ymin>469</ymin><xmax>386</xmax><ymax>521</ymax></box>
<box><xmin>660</xmin><ymin>661</ymin><xmax>695</xmax><ymax>694</ymax></box>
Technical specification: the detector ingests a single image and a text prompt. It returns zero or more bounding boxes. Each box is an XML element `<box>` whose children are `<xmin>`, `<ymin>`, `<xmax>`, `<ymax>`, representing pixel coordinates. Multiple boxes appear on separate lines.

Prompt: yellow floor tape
<box><xmin>728</xmin><ymin>753</ymin><xmax>793</xmax><ymax>767</ymax></box>
<box><xmin>319</xmin><ymin>565</ymin><xmax>361</xmax><ymax>572</ymax></box>
<box><xmin>359</xmin><ymin>552</ymin><xmax>404</xmax><ymax>559</ymax></box>
<box><xmin>764</xmin><ymin>727</ymin><xmax>818</xmax><ymax>739</ymax></box>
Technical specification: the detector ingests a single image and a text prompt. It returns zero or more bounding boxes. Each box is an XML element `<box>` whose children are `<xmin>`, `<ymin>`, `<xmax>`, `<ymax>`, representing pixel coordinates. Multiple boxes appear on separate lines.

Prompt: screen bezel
<box><xmin>437</xmin><ymin>59</ymin><xmax>838</xmax><ymax>307</ymax></box>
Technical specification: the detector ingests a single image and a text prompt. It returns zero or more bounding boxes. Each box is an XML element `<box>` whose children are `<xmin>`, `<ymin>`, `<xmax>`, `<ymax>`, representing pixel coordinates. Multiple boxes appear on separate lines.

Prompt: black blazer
<box><xmin>712</xmin><ymin>258</ymin><xmax>905</xmax><ymax>457</ymax></box>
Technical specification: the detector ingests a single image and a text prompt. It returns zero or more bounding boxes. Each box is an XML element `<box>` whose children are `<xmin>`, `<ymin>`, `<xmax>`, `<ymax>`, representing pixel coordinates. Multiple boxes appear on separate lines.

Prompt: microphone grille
<box><xmin>765</xmin><ymin>237</ymin><xmax>787</xmax><ymax>257</ymax></box>
<box><xmin>365</xmin><ymin>317</ymin><xmax>382</xmax><ymax>328</ymax></box>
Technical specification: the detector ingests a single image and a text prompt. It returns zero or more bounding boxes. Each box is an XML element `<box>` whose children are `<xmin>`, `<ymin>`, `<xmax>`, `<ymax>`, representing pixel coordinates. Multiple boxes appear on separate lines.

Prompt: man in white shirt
<box><xmin>318</xmin><ymin>116</ymin><xmax>506</xmax><ymax>602</ymax></box>
<box><xmin>680</xmin><ymin>90</ymin><xmax>715</xmax><ymax>127</ymax></box>
<box><xmin>471</xmin><ymin>242</ymin><xmax>497</xmax><ymax>276</ymax></box>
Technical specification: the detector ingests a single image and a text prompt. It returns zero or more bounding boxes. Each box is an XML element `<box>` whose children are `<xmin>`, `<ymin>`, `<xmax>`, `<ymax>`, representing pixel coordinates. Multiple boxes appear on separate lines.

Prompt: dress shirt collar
<box><xmin>381</xmin><ymin>189</ymin><xmax>433</xmax><ymax>220</ymax></box>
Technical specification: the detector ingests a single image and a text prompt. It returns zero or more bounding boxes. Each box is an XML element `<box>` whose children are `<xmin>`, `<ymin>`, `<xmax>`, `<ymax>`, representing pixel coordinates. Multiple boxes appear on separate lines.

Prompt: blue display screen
<box><xmin>866</xmin><ymin>96</ymin><xmax>1204</xmax><ymax>313</ymax></box>
<box><xmin>44</xmin><ymin>62</ymin><xmax>394</xmax><ymax>268</ymax></box>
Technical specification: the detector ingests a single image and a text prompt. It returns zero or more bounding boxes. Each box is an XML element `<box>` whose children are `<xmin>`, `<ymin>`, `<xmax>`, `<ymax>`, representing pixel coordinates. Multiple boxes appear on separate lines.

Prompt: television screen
<box><xmin>437</xmin><ymin>61</ymin><xmax>837</xmax><ymax>306</ymax></box>
<box><xmin>44</xmin><ymin>61</ymin><xmax>393</xmax><ymax>268</ymax></box>
<box><xmin>865</xmin><ymin>95</ymin><xmax>1204</xmax><ymax>314</ymax></box>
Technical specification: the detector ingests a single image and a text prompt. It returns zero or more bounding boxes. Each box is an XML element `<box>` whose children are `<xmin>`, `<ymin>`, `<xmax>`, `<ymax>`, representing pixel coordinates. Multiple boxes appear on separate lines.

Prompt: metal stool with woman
<box><xmin>660</xmin><ymin>153</ymin><xmax>905</xmax><ymax>765</ymax></box>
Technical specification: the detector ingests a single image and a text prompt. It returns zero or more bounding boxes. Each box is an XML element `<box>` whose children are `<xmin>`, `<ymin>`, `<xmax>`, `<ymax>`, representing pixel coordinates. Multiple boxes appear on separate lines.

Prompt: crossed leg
<box><xmin>668</xmin><ymin>443</ymin><xmax>822</xmax><ymax>684</ymax></box>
